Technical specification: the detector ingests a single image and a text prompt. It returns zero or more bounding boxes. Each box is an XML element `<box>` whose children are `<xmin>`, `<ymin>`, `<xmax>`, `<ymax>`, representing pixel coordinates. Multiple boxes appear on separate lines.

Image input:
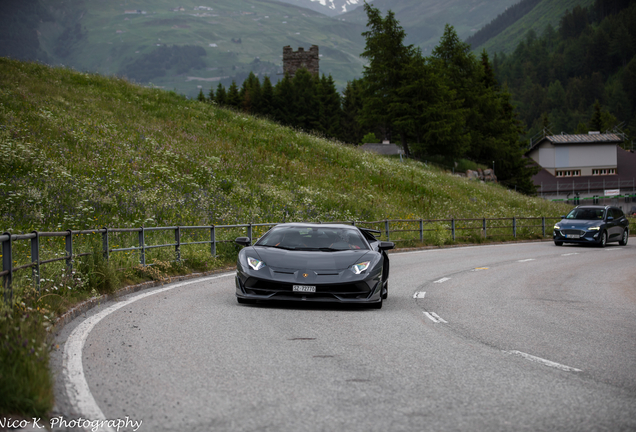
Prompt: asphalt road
<box><xmin>51</xmin><ymin>241</ymin><xmax>636</xmax><ymax>432</ymax></box>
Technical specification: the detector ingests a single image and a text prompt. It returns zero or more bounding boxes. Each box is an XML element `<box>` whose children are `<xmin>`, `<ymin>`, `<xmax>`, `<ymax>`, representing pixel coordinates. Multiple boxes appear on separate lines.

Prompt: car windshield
<box><xmin>565</xmin><ymin>208</ymin><xmax>604</xmax><ymax>220</ymax></box>
<box><xmin>256</xmin><ymin>226</ymin><xmax>369</xmax><ymax>251</ymax></box>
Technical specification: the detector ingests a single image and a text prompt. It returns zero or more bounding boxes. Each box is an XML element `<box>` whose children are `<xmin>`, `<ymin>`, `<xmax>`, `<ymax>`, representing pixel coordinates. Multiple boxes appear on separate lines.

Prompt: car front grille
<box><xmin>243</xmin><ymin>278</ymin><xmax>371</xmax><ymax>298</ymax></box>
<box><xmin>562</xmin><ymin>229</ymin><xmax>585</xmax><ymax>236</ymax></box>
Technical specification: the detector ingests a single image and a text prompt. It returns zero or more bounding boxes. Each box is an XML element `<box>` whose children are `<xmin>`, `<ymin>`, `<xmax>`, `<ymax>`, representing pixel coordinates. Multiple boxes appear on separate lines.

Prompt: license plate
<box><xmin>293</xmin><ymin>285</ymin><xmax>316</xmax><ymax>293</ymax></box>
<box><xmin>567</xmin><ymin>234</ymin><xmax>580</xmax><ymax>239</ymax></box>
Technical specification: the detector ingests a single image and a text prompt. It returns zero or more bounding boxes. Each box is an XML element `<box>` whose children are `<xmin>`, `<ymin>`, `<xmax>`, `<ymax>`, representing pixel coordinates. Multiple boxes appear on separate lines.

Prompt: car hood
<box><xmin>249</xmin><ymin>247</ymin><xmax>372</xmax><ymax>270</ymax></box>
<box><xmin>559</xmin><ymin>219</ymin><xmax>603</xmax><ymax>227</ymax></box>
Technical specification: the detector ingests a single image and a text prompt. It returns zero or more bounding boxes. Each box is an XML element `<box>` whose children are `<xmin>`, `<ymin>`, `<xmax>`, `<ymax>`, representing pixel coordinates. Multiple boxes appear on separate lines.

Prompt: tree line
<box><xmin>201</xmin><ymin>3</ymin><xmax>539</xmax><ymax>194</ymax></box>
<box><xmin>493</xmin><ymin>0</ymin><xmax>636</xmax><ymax>141</ymax></box>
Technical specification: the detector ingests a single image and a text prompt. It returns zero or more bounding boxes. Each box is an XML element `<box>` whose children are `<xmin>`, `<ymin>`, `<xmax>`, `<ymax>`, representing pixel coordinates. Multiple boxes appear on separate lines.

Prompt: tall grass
<box><xmin>0</xmin><ymin>57</ymin><xmax>571</xmax><ymax>417</ymax></box>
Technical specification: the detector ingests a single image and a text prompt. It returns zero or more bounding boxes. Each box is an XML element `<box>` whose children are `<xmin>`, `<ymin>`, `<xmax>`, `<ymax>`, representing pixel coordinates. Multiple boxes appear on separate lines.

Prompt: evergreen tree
<box><xmin>197</xmin><ymin>88</ymin><xmax>206</xmax><ymax>102</ymax></box>
<box><xmin>340</xmin><ymin>79</ymin><xmax>365</xmax><ymax>144</ymax></box>
<box><xmin>214</xmin><ymin>83</ymin><xmax>227</xmax><ymax>106</ymax></box>
<box><xmin>291</xmin><ymin>68</ymin><xmax>319</xmax><ymax>131</ymax></box>
<box><xmin>260</xmin><ymin>76</ymin><xmax>274</xmax><ymax>117</ymax></box>
<box><xmin>359</xmin><ymin>2</ymin><xmax>415</xmax><ymax>155</ymax></box>
<box><xmin>273</xmin><ymin>73</ymin><xmax>295</xmax><ymax>126</ymax></box>
<box><xmin>208</xmin><ymin>85</ymin><xmax>215</xmax><ymax>102</ymax></box>
<box><xmin>226</xmin><ymin>80</ymin><xmax>241</xmax><ymax>108</ymax></box>
<box><xmin>317</xmin><ymin>74</ymin><xmax>342</xmax><ymax>139</ymax></box>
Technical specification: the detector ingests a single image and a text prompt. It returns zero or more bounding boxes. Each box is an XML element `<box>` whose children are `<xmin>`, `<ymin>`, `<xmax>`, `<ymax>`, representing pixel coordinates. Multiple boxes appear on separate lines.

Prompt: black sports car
<box><xmin>553</xmin><ymin>205</ymin><xmax>630</xmax><ymax>247</ymax></box>
<box><xmin>234</xmin><ymin>223</ymin><xmax>394</xmax><ymax>308</ymax></box>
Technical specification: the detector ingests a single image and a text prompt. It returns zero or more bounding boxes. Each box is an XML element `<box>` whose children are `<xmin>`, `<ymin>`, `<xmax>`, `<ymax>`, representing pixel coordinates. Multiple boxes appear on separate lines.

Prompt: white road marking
<box><xmin>517</xmin><ymin>259</ymin><xmax>535</xmax><ymax>262</ymax></box>
<box><xmin>506</xmin><ymin>350</ymin><xmax>582</xmax><ymax>372</ymax></box>
<box><xmin>63</xmin><ymin>273</ymin><xmax>233</xmax><ymax>431</ymax></box>
<box><xmin>561</xmin><ymin>253</ymin><xmax>579</xmax><ymax>256</ymax></box>
<box><xmin>423</xmin><ymin>312</ymin><xmax>447</xmax><ymax>323</ymax></box>
<box><xmin>434</xmin><ymin>277</ymin><xmax>450</xmax><ymax>284</ymax></box>
<box><xmin>413</xmin><ymin>291</ymin><xmax>426</xmax><ymax>299</ymax></box>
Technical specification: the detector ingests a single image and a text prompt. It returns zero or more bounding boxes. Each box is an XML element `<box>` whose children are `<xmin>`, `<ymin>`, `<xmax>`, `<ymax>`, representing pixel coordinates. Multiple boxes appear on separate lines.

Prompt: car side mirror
<box><xmin>561</xmin><ymin>215</ymin><xmax>566</xmax><ymax>219</ymax></box>
<box><xmin>379</xmin><ymin>241</ymin><xmax>394</xmax><ymax>251</ymax></box>
<box><xmin>235</xmin><ymin>237</ymin><xmax>251</xmax><ymax>247</ymax></box>
<box><xmin>606</xmin><ymin>216</ymin><xmax>614</xmax><ymax>222</ymax></box>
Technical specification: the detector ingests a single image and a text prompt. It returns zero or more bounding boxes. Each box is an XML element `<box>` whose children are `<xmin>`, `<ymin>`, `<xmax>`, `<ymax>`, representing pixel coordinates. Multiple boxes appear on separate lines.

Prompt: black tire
<box><xmin>237</xmin><ymin>297</ymin><xmax>256</xmax><ymax>305</ymax></box>
<box><xmin>554</xmin><ymin>241</ymin><xmax>563</xmax><ymax>246</ymax></box>
<box><xmin>618</xmin><ymin>229</ymin><xmax>629</xmax><ymax>246</ymax></box>
<box><xmin>599</xmin><ymin>231</ymin><xmax>608</xmax><ymax>248</ymax></box>
<box><xmin>382</xmin><ymin>281</ymin><xmax>388</xmax><ymax>299</ymax></box>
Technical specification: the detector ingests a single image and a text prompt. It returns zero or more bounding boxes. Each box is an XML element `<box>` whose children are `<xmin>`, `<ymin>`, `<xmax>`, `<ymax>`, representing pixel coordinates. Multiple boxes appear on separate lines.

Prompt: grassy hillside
<box><xmin>0</xmin><ymin>57</ymin><xmax>567</xmax><ymax>236</ymax></box>
<box><xmin>479</xmin><ymin>0</ymin><xmax>594</xmax><ymax>55</ymax></box>
<box><xmin>34</xmin><ymin>0</ymin><xmax>366</xmax><ymax>95</ymax></box>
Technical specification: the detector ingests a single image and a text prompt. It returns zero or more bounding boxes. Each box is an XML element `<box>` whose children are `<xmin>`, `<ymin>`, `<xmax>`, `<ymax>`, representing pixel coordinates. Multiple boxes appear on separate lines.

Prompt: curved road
<box><xmin>51</xmin><ymin>241</ymin><xmax>636</xmax><ymax>432</ymax></box>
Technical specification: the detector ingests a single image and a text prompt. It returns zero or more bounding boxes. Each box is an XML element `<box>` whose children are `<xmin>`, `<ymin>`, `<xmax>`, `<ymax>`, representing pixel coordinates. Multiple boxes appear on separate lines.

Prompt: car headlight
<box><xmin>351</xmin><ymin>261</ymin><xmax>371</xmax><ymax>274</ymax></box>
<box><xmin>554</xmin><ymin>224</ymin><xmax>561</xmax><ymax>230</ymax></box>
<box><xmin>247</xmin><ymin>257</ymin><xmax>265</xmax><ymax>271</ymax></box>
<box><xmin>588</xmin><ymin>226</ymin><xmax>600</xmax><ymax>231</ymax></box>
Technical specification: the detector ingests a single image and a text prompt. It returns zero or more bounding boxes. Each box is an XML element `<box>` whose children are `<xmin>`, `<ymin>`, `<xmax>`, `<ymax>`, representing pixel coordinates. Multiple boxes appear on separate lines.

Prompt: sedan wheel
<box><xmin>619</xmin><ymin>229</ymin><xmax>629</xmax><ymax>246</ymax></box>
<box><xmin>554</xmin><ymin>241</ymin><xmax>563</xmax><ymax>246</ymax></box>
<box><xmin>599</xmin><ymin>231</ymin><xmax>608</xmax><ymax>248</ymax></box>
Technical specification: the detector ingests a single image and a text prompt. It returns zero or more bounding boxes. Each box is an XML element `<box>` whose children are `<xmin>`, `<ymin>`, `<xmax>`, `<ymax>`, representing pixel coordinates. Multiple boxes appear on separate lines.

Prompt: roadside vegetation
<box><xmin>0</xmin><ymin>56</ymin><xmax>570</xmax><ymax>418</ymax></box>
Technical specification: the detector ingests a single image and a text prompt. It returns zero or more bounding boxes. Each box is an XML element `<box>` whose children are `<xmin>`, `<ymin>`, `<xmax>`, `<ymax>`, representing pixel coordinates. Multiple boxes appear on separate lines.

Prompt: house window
<box><xmin>592</xmin><ymin>168</ymin><xmax>616</xmax><ymax>175</ymax></box>
<box><xmin>556</xmin><ymin>170</ymin><xmax>580</xmax><ymax>177</ymax></box>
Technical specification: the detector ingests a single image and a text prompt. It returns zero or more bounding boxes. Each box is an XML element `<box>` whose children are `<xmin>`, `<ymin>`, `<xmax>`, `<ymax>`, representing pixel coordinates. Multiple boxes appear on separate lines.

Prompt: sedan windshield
<box><xmin>566</xmin><ymin>208</ymin><xmax>604</xmax><ymax>220</ymax></box>
<box><xmin>256</xmin><ymin>226</ymin><xmax>369</xmax><ymax>251</ymax></box>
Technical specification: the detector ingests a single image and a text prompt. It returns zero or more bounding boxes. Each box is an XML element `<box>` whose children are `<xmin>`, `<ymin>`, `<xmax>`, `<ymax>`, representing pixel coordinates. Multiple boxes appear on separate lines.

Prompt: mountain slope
<box><xmin>478</xmin><ymin>0</ymin><xmax>595</xmax><ymax>54</ymax></box>
<box><xmin>339</xmin><ymin>0</ymin><xmax>520</xmax><ymax>52</ymax></box>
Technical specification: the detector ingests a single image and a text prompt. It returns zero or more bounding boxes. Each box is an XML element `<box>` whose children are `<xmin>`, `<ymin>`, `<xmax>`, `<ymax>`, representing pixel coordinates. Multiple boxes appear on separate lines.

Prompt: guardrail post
<box><xmin>385</xmin><ymin>220</ymin><xmax>390</xmax><ymax>241</ymax></box>
<box><xmin>210</xmin><ymin>225</ymin><xmax>216</xmax><ymax>257</ymax></box>
<box><xmin>247</xmin><ymin>223</ymin><xmax>252</xmax><ymax>244</ymax></box>
<box><xmin>31</xmin><ymin>231</ymin><xmax>40</xmax><ymax>292</ymax></box>
<box><xmin>483</xmin><ymin>218</ymin><xmax>487</xmax><ymax>238</ymax></box>
<box><xmin>175</xmin><ymin>227</ymin><xmax>181</xmax><ymax>262</ymax></box>
<box><xmin>66</xmin><ymin>230</ymin><xmax>73</xmax><ymax>273</ymax></box>
<box><xmin>102</xmin><ymin>227</ymin><xmax>109</xmax><ymax>261</ymax></box>
<box><xmin>139</xmin><ymin>227</ymin><xmax>146</xmax><ymax>266</ymax></box>
<box><xmin>419</xmin><ymin>219</ymin><xmax>423</xmax><ymax>242</ymax></box>
<box><xmin>451</xmin><ymin>219</ymin><xmax>455</xmax><ymax>241</ymax></box>
<box><xmin>512</xmin><ymin>217</ymin><xmax>517</xmax><ymax>238</ymax></box>
<box><xmin>2</xmin><ymin>232</ymin><xmax>12</xmax><ymax>304</ymax></box>
<box><xmin>542</xmin><ymin>217</ymin><xmax>546</xmax><ymax>238</ymax></box>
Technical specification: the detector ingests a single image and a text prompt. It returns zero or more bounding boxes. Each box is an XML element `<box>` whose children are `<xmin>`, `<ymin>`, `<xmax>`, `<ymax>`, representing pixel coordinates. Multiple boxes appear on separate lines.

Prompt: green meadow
<box><xmin>0</xmin><ymin>57</ymin><xmax>570</xmax><ymax>417</ymax></box>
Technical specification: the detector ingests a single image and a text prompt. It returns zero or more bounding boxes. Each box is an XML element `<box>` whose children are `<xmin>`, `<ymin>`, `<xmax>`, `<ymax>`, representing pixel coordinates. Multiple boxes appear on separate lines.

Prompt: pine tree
<box><xmin>197</xmin><ymin>88</ymin><xmax>206</xmax><ymax>102</ymax></box>
<box><xmin>226</xmin><ymin>80</ymin><xmax>241</xmax><ymax>108</ymax></box>
<box><xmin>291</xmin><ymin>68</ymin><xmax>319</xmax><ymax>131</ymax></box>
<box><xmin>340</xmin><ymin>79</ymin><xmax>365</xmax><ymax>144</ymax></box>
<box><xmin>208</xmin><ymin>85</ymin><xmax>215</xmax><ymax>102</ymax></box>
<box><xmin>260</xmin><ymin>76</ymin><xmax>274</xmax><ymax>117</ymax></box>
<box><xmin>317</xmin><ymin>74</ymin><xmax>342</xmax><ymax>139</ymax></box>
<box><xmin>273</xmin><ymin>73</ymin><xmax>295</xmax><ymax>126</ymax></box>
<box><xmin>359</xmin><ymin>2</ymin><xmax>415</xmax><ymax>155</ymax></box>
<box><xmin>214</xmin><ymin>83</ymin><xmax>227</xmax><ymax>106</ymax></box>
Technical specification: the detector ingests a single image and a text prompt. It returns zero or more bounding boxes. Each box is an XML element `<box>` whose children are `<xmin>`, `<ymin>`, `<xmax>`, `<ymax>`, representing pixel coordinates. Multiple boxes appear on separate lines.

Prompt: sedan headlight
<box><xmin>554</xmin><ymin>224</ymin><xmax>561</xmax><ymax>230</ymax></box>
<box><xmin>588</xmin><ymin>226</ymin><xmax>600</xmax><ymax>231</ymax></box>
<box><xmin>247</xmin><ymin>257</ymin><xmax>265</xmax><ymax>271</ymax></box>
<box><xmin>351</xmin><ymin>261</ymin><xmax>371</xmax><ymax>274</ymax></box>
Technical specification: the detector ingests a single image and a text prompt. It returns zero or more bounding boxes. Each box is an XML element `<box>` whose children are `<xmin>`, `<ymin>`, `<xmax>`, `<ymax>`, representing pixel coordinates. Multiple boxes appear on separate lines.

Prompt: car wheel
<box><xmin>554</xmin><ymin>241</ymin><xmax>563</xmax><ymax>246</ymax></box>
<box><xmin>618</xmin><ymin>229</ymin><xmax>629</xmax><ymax>246</ymax></box>
<box><xmin>370</xmin><ymin>298</ymin><xmax>383</xmax><ymax>309</ymax></box>
<box><xmin>237</xmin><ymin>297</ymin><xmax>256</xmax><ymax>304</ymax></box>
<box><xmin>382</xmin><ymin>281</ymin><xmax>388</xmax><ymax>299</ymax></box>
<box><xmin>599</xmin><ymin>231</ymin><xmax>608</xmax><ymax>248</ymax></box>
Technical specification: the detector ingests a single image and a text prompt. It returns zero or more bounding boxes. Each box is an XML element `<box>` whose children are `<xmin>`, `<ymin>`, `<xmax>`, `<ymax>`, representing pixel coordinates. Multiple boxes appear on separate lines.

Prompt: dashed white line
<box><xmin>517</xmin><ymin>259</ymin><xmax>536</xmax><ymax>262</ymax></box>
<box><xmin>413</xmin><ymin>291</ymin><xmax>426</xmax><ymax>299</ymax></box>
<box><xmin>561</xmin><ymin>253</ymin><xmax>579</xmax><ymax>256</ymax></box>
<box><xmin>434</xmin><ymin>277</ymin><xmax>451</xmax><ymax>284</ymax></box>
<box><xmin>423</xmin><ymin>312</ymin><xmax>448</xmax><ymax>323</ymax></box>
<box><xmin>506</xmin><ymin>350</ymin><xmax>582</xmax><ymax>372</ymax></box>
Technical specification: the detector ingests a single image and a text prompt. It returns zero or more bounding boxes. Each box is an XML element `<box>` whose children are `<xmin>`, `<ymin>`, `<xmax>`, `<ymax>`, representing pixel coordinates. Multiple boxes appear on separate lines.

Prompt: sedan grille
<box><xmin>243</xmin><ymin>278</ymin><xmax>371</xmax><ymax>299</ymax></box>
<box><xmin>562</xmin><ymin>229</ymin><xmax>585</xmax><ymax>235</ymax></box>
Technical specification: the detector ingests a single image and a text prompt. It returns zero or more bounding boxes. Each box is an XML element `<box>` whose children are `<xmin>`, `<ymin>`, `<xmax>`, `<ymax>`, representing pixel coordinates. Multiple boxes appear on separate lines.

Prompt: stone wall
<box><xmin>282</xmin><ymin>45</ymin><xmax>319</xmax><ymax>76</ymax></box>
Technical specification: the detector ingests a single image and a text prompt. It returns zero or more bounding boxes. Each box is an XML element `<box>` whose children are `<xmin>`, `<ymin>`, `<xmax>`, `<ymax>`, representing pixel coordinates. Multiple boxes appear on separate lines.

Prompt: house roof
<box><xmin>527</xmin><ymin>133</ymin><xmax>624</xmax><ymax>154</ymax></box>
<box><xmin>359</xmin><ymin>143</ymin><xmax>404</xmax><ymax>155</ymax></box>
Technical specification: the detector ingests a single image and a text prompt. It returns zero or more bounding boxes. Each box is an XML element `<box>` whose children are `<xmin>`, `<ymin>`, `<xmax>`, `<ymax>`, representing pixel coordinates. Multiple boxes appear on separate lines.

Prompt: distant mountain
<box><xmin>338</xmin><ymin>0</ymin><xmax>521</xmax><ymax>53</ymax></box>
<box><xmin>476</xmin><ymin>0</ymin><xmax>595</xmax><ymax>54</ymax></box>
<box><xmin>275</xmin><ymin>0</ymin><xmax>363</xmax><ymax>16</ymax></box>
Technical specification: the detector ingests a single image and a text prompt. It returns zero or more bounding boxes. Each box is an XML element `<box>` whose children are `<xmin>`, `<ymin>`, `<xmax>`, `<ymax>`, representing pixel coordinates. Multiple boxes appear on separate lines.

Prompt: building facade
<box><xmin>282</xmin><ymin>45</ymin><xmax>319</xmax><ymax>77</ymax></box>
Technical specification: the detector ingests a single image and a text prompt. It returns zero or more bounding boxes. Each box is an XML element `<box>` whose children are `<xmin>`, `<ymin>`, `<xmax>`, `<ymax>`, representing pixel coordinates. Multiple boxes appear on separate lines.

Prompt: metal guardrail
<box><xmin>1</xmin><ymin>217</ymin><xmax>562</xmax><ymax>303</ymax></box>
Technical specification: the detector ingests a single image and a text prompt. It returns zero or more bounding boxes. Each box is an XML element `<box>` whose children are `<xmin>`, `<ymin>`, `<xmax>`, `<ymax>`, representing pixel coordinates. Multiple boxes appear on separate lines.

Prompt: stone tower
<box><xmin>282</xmin><ymin>45</ymin><xmax>319</xmax><ymax>77</ymax></box>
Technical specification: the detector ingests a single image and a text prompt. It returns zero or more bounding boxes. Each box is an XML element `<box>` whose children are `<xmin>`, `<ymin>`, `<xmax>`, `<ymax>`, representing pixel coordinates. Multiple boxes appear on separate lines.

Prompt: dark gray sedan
<box><xmin>553</xmin><ymin>205</ymin><xmax>629</xmax><ymax>247</ymax></box>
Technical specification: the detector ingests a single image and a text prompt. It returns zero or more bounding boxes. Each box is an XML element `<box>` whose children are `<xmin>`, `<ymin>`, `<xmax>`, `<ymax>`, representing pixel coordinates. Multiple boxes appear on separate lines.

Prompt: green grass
<box><xmin>0</xmin><ymin>57</ymin><xmax>571</xmax><ymax>417</ymax></box>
